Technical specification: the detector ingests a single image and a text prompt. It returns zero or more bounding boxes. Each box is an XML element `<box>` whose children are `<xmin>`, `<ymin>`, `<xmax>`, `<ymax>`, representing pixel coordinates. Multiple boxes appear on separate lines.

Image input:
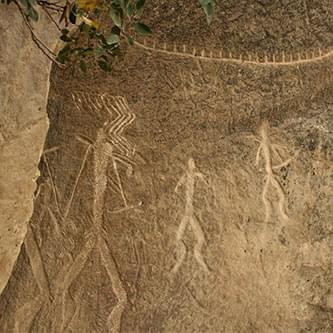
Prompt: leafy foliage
<box><xmin>198</xmin><ymin>0</ymin><xmax>215</xmax><ymax>24</ymax></box>
<box><xmin>2</xmin><ymin>0</ymin><xmax>215</xmax><ymax>71</ymax></box>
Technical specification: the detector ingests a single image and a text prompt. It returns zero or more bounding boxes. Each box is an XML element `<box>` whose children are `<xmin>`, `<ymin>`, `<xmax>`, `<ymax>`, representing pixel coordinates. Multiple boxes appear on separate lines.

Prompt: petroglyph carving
<box><xmin>72</xmin><ymin>92</ymin><xmax>136</xmax><ymax>157</ymax></box>
<box><xmin>39</xmin><ymin>147</ymin><xmax>61</xmax><ymax>216</ymax></box>
<box><xmin>76</xmin><ymin>130</ymin><xmax>140</xmax><ymax>212</ymax></box>
<box><xmin>73</xmin><ymin>94</ymin><xmax>139</xmax><ymax>331</ymax></box>
<box><xmin>99</xmin><ymin>236</ymin><xmax>127</xmax><ymax>333</ymax></box>
<box><xmin>255</xmin><ymin>122</ymin><xmax>295</xmax><ymax>224</ymax></box>
<box><xmin>14</xmin><ymin>231</ymin><xmax>94</xmax><ymax>333</ymax></box>
<box><xmin>135</xmin><ymin>39</ymin><xmax>333</xmax><ymax>66</ymax></box>
<box><xmin>24</xmin><ymin>225</ymin><xmax>51</xmax><ymax>296</ymax></box>
<box><xmin>90</xmin><ymin>121</ymin><xmax>129</xmax><ymax>332</ymax></box>
<box><xmin>14</xmin><ymin>94</ymin><xmax>140</xmax><ymax>332</ymax></box>
<box><xmin>51</xmin><ymin>234</ymin><xmax>95</xmax><ymax>332</ymax></box>
<box><xmin>64</xmin><ymin>143</ymin><xmax>92</xmax><ymax>221</ymax></box>
<box><xmin>179</xmin><ymin>69</ymin><xmax>220</xmax><ymax>102</ymax></box>
<box><xmin>172</xmin><ymin>158</ymin><xmax>210</xmax><ymax>274</ymax></box>
<box><xmin>73</xmin><ymin>92</ymin><xmax>140</xmax><ymax>211</ymax></box>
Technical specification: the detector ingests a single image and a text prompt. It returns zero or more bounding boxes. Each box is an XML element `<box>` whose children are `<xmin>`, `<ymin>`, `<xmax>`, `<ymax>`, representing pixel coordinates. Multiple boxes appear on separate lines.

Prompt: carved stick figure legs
<box><xmin>256</xmin><ymin>122</ymin><xmax>293</xmax><ymax>225</ymax></box>
<box><xmin>99</xmin><ymin>236</ymin><xmax>128</xmax><ymax>333</ymax></box>
<box><xmin>262</xmin><ymin>176</ymin><xmax>272</xmax><ymax>222</ymax></box>
<box><xmin>172</xmin><ymin>216</ymin><xmax>188</xmax><ymax>274</ymax></box>
<box><xmin>172</xmin><ymin>215</ymin><xmax>209</xmax><ymax>274</ymax></box>
<box><xmin>190</xmin><ymin>215</ymin><xmax>210</xmax><ymax>273</ymax></box>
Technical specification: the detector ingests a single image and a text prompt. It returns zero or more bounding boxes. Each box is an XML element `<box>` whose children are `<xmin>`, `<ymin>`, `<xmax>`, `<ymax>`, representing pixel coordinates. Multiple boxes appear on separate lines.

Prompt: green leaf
<box><xmin>126</xmin><ymin>3</ymin><xmax>133</xmax><ymax>17</ymax></box>
<box><xmin>120</xmin><ymin>0</ymin><xmax>128</xmax><ymax>10</ymax></box>
<box><xmin>60</xmin><ymin>35</ymin><xmax>72</xmax><ymax>42</ymax></box>
<box><xmin>198</xmin><ymin>0</ymin><xmax>215</xmax><ymax>24</ymax></box>
<box><xmin>98</xmin><ymin>60</ymin><xmax>111</xmax><ymax>72</ymax></box>
<box><xmin>198</xmin><ymin>0</ymin><xmax>211</xmax><ymax>5</ymax></box>
<box><xmin>111</xmin><ymin>25</ymin><xmax>121</xmax><ymax>35</ymax></box>
<box><xmin>106</xmin><ymin>33</ymin><xmax>119</xmax><ymax>45</ymax></box>
<box><xmin>80</xmin><ymin>47</ymin><xmax>94</xmax><ymax>55</ymax></box>
<box><xmin>109</xmin><ymin>7</ymin><xmax>122</xmax><ymax>27</ymax></box>
<box><xmin>81</xmin><ymin>22</ymin><xmax>91</xmax><ymax>32</ymax></box>
<box><xmin>57</xmin><ymin>45</ymin><xmax>71</xmax><ymax>64</ymax></box>
<box><xmin>204</xmin><ymin>3</ymin><xmax>214</xmax><ymax>24</ymax></box>
<box><xmin>134</xmin><ymin>22</ymin><xmax>151</xmax><ymax>35</ymax></box>
<box><xmin>69</xmin><ymin>4</ymin><xmax>76</xmax><ymax>24</ymax></box>
<box><xmin>79</xmin><ymin>60</ymin><xmax>87</xmax><ymax>72</ymax></box>
<box><xmin>27</xmin><ymin>6</ymin><xmax>39</xmax><ymax>21</ymax></box>
<box><xmin>19</xmin><ymin>0</ymin><xmax>28</xmax><ymax>9</ymax></box>
<box><xmin>95</xmin><ymin>46</ymin><xmax>105</xmax><ymax>55</ymax></box>
<box><xmin>96</xmin><ymin>32</ymin><xmax>107</xmax><ymax>44</ymax></box>
<box><xmin>127</xmin><ymin>36</ymin><xmax>134</xmax><ymax>46</ymax></box>
<box><xmin>136</xmin><ymin>0</ymin><xmax>145</xmax><ymax>10</ymax></box>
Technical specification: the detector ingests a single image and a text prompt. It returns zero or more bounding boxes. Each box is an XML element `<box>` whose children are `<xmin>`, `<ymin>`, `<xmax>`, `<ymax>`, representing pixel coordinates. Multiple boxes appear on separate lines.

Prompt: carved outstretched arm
<box><xmin>255</xmin><ymin>143</ymin><xmax>263</xmax><ymax>167</ymax></box>
<box><xmin>195</xmin><ymin>172</ymin><xmax>209</xmax><ymax>187</ymax></box>
<box><xmin>175</xmin><ymin>174</ymin><xmax>186</xmax><ymax>193</ymax></box>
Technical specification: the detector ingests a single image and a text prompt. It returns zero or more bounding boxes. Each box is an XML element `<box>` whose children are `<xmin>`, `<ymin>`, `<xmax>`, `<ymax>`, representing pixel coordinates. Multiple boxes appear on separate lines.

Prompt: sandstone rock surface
<box><xmin>0</xmin><ymin>0</ymin><xmax>332</xmax><ymax>332</ymax></box>
<box><xmin>0</xmin><ymin>6</ymin><xmax>59</xmax><ymax>293</ymax></box>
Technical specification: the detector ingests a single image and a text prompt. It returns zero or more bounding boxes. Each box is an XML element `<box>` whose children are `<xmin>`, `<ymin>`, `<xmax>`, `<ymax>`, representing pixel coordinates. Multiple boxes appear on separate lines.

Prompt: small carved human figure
<box><xmin>255</xmin><ymin>121</ymin><xmax>293</xmax><ymax>225</ymax></box>
<box><xmin>172</xmin><ymin>157</ymin><xmax>210</xmax><ymax>274</ymax></box>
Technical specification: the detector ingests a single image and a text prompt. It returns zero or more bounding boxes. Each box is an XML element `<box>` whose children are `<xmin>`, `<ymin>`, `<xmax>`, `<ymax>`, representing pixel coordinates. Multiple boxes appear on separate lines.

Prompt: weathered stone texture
<box><xmin>0</xmin><ymin>6</ymin><xmax>59</xmax><ymax>293</ymax></box>
<box><xmin>0</xmin><ymin>1</ymin><xmax>332</xmax><ymax>332</ymax></box>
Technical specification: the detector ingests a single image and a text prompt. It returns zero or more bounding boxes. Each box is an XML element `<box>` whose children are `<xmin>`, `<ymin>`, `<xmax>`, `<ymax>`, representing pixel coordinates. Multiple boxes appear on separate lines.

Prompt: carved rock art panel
<box><xmin>0</xmin><ymin>26</ymin><xmax>332</xmax><ymax>332</ymax></box>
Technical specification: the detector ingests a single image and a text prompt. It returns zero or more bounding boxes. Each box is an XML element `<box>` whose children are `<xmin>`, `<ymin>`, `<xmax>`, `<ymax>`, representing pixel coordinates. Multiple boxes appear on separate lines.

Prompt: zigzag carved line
<box><xmin>134</xmin><ymin>39</ymin><xmax>333</xmax><ymax>66</ymax></box>
<box><xmin>103</xmin><ymin>96</ymin><xmax>136</xmax><ymax>157</ymax></box>
<box><xmin>72</xmin><ymin>93</ymin><xmax>136</xmax><ymax>157</ymax></box>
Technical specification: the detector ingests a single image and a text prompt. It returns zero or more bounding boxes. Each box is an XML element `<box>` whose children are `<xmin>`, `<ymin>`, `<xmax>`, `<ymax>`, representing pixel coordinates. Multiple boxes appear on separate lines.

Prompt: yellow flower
<box><xmin>76</xmin><ymin>0</ymin><xmax>98</xmax><ymax>11</ymax></box>
<box><xmin>81</xmin><ymin>16</ymin><xmax>100</xmax><ymax>29</ymax></box>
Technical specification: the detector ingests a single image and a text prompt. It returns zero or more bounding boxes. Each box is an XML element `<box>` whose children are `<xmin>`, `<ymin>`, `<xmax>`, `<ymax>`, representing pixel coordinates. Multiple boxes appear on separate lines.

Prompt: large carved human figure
<box><xmin>0</xmin><ymin>94</ymin><xmax>137</xmax><ymax>332</ymax></box>
<box><xmin>172</xmin><ymin>158</ymin><xmax>210</xmax><ymax>274</ymax></box>
<box><xmin>71</xmin><ymin>94</ymin><xmax>138</xmax><ymax>332</ymax></box>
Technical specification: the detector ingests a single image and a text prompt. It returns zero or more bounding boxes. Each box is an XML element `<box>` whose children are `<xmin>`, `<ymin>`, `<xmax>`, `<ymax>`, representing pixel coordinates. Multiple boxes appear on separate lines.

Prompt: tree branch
<box><xmin>14</xmin><ymin>0</ymin><xmax>65</xmax><ymax>68</ymax></box>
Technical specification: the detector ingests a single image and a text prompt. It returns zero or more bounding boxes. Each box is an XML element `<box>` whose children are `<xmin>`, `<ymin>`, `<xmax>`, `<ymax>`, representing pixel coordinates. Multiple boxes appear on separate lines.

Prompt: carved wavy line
<box><xmin>134</xmin><ymin>39</ymin><xmax>333</xmax><ymax>66</ymax></box>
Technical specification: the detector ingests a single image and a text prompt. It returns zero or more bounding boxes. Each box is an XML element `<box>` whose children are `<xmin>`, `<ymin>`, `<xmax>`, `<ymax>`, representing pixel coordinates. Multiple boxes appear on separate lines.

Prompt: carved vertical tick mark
<box><xmin>172</xmin><ymin>158</ymin><xmax>210</xmax><ymax>274</ymax></box>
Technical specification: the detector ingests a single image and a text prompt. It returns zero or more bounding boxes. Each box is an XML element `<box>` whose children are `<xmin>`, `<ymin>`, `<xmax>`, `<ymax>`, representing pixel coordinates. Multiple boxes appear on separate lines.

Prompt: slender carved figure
<box><xmin>12</xmin><ymin>94</ymin><xmax>139</xmax><ymax>332</ymax></box>
<box><xmin>73</xmin><ymin>93</ymin><xmax>140</xmax><ymax>211</ymax></box>
<box><xmin>54</xmin><ymin>96</ymin><xmax>138</xmax><ymax>332</ymax></box>
<box><xmin>172</xmin><ymin>158</ymin><xmax>210</xmax><ymax>274</ymax></box>
<box><xmin>91</xmin><ymin>126</ymin><xmax>128</xmax><ymax>333</ymax></box>
<box><xmin>255</xmin><ymin>122</ymin><xmax>294</xmax><ymax>224</ymax></box>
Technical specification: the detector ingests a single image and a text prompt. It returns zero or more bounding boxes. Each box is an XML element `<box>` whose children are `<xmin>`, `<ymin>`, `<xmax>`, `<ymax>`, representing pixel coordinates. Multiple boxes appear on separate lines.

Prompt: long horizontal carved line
<box><xmin>134</xmin><ymin>39</ymin><xmax>333</xmax><ymax>66</ymax></box>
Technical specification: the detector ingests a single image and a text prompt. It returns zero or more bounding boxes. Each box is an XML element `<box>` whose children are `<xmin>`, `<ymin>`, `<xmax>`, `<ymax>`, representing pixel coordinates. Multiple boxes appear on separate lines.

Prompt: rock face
<box><xmin>0</xmin><ymin>1</ymin><xmax>332</xmax><ymax>332</ymax></box>
<box><xmin>0</xmin><ymin>7</ymin><xmax>59</xmax><ymax>293</ymax></box>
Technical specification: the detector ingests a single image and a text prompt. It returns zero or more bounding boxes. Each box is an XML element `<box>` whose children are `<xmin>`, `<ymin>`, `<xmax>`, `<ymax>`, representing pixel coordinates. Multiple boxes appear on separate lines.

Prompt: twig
<box><xmin>14</xmin><ymin>0</ymin><xmax>65</xmax><ymax>68</ymax></box>
<box><xmin>37</xmin><ymin>0</ymin><xmax>64</xmax><ymax>11</ymax></box>
<box><xmin>39</xmin><ymin>4</ymin><xmax>62</xmax><ymax>31</ymax></box>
